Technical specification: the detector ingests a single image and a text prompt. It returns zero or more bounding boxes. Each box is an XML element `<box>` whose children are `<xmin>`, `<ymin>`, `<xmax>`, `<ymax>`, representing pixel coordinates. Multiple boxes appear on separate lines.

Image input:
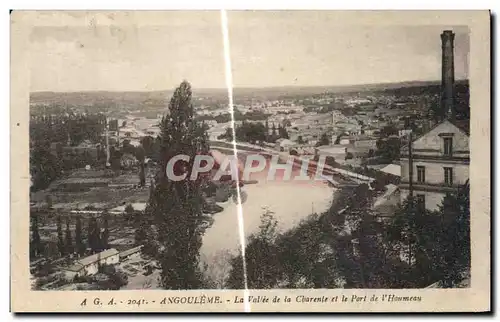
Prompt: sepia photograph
<box><xmin>11</xmin><ymin>10</ymin><xmax>490</xmax><ymax>312</ymax></box>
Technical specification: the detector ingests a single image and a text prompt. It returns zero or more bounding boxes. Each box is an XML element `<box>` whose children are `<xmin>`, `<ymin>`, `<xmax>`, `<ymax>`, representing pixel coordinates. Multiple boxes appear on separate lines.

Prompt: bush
<box><xmin>95</xmin><ymin>265</ymin><xmax>129</xmax><ymax>290</ymax></box>
<box><xmin>73</xmin><ymin>274</ymin><xmax>96</xmax><ymax>284</ymax></box>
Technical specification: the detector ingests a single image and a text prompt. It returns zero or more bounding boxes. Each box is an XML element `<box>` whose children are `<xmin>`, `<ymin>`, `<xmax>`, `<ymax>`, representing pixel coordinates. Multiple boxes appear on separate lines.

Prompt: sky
<box><xmin>29</xmin><ymin>11</ymin><xmax>469</xmax><ymax>92</ymax></box>
<box><xmin>29</xmin><ymin>11</ymin><xmax>226</xmax><ymax>92</ymax></box>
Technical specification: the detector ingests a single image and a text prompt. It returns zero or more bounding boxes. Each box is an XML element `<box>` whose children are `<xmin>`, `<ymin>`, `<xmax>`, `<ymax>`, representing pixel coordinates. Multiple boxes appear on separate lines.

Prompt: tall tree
<box><xmin>30</xmin><ymin>215</ymin><xmax>43</xmax><ymax>258</ymax></box>
<box><xmin>227</xmin><ymin>210</ymin><xmax>282</xmax><ymax>289</ymax></box>
<box><xmin>428</xmin><ymin>183</ymin><xmax>471</xmax><ymax>287</ymax></box>
<box><xmin>265</xmin><ymin>120</ymin><xmax>270</xmax><ymax>141</ymax></box>
<box><xmin>65</xmin><ymin>218</ymin><xmax>73</xmax><ymax>255</ymax></box>
<box><xmin>88</xmin><ymin>217</ymin><xmax>101</xmax><ymax>253</ymax></box>
<box><xmin>278</xmin><ymin>124</ymin><xmax>289</xmax><ymax>139</ymax></box>
<box><xmin>75</xmin><ymin>215</ymin><xmax>85</xmax><ymax>257</ymax></box>
<box><xmin>316</xmin><ymin>133</ymin><xmax>330</xmax><ymax>147</ymax></box>
<box><xmin>146</xmin><ymin>81</ymin><xmax>210</xmax><ymax>289</ymax></box>
<box><xmin>385</xmin><ymin>196</ymin><xmax>446</xmax><ymax>287</ymax></box>
<box><xmin>376</xmin><ymin>137</ymin><xmax>401</xmax><ymax>163</ymax></box>
<box><xmin>433</xmin><ymin>181</ymin><xmax>471</xmax><ymax>287</ymax></box>
<box><xmin>134</xmin><ymin>222</ymin><xmax>148</xmax><ymax>246</ymax></box>
<box><xmin>135</xmin><ymin>146</ymin><xmax>146</xmax><ymax>186</ymax></box>
<box><xmin>429</xmin><ymin>102</ymin><xmax>444</xmax><ymax>123</ymax></box>
<box><xmin>141</xmin><ymin>136</ymin><xmax>155</xmax><ymax>157</ymax></box>
<box><xmin>101</xmin><ymin>213</ymin><xmax>110</xmax><ymax>249</ymax></box>
<box><xmin>235</xmin><ymin>122</ymin><xmax>267</xmax><ymax>144</ymax></box>
<box><xmin>57</xmin><ymin>216</ymin><xmax>65</xmax><ymax>256</ymax></box>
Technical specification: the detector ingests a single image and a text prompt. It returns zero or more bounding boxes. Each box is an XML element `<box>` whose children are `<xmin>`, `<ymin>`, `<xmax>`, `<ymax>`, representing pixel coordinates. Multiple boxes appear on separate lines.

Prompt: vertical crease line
<box><xmin>220</xmin><ymin>9</ymin><xmax>250</xmax><ymax>313</ymax></box>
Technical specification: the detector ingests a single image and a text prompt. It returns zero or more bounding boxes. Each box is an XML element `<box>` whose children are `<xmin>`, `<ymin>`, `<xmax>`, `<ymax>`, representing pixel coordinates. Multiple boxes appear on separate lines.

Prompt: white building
<box><xmin>63</xmin><ymin>248</ymin><xmax>120</xmax><ymax>279</ymax></box>
<box><xmin>400</xmin><ymin>120</ymin><xmax>469</xmax><ymax>211</ymax></box>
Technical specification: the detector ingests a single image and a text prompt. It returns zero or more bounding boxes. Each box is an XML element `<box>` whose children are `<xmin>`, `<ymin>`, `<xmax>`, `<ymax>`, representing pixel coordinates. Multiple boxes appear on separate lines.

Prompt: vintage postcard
<box><xmin>11</xmin><ymin>10</ymin><xmax>490</xmax><ymax>312</ymax></box>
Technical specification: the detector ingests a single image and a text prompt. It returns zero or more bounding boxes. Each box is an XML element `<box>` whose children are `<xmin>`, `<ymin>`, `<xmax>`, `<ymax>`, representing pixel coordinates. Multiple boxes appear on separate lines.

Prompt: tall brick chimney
<box><xmin>441</xmin><ymin>30</ymin><xmax>455</xmax><ymax>121</ymax></box>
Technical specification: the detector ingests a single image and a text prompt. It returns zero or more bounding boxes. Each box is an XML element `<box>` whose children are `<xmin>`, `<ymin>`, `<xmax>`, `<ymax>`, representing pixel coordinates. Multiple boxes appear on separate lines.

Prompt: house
<box><xmin>338</xmin><ymin>136</ymin><xmax>352</xmax><ymax>145</ymax></box>
<box><xmin>63</xmin><ymin>248</ymin><xmax>120</xmax><ymax>279</ymax></box>
<box><xmin>399</xmin><ymin>119</ymin><xmax>469</xmax><ymax>211</ymax></box>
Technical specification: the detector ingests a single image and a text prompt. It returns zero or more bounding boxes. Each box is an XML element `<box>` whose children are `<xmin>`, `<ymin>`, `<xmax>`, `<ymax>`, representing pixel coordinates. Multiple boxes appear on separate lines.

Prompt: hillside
<box><xmin>30</xmin><ymin>79</ymin><xmax>469</xmax><ymax>108</ymax></box>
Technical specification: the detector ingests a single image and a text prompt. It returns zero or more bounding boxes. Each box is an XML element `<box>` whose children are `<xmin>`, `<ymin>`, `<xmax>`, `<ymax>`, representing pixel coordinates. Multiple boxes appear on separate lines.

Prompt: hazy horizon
<box><xmin>29</xmin><ymin>78</ymin><xmax>469</xmax><ymax>95</ymax></box>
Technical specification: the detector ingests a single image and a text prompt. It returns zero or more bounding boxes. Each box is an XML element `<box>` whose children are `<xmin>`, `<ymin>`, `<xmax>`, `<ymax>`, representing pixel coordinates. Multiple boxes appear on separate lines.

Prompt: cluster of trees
<box><xmin>386</xmin><ymin>182</ymin><xmax>471</xmax><ymax>287</ymax></box>
<box><xmin>30</xmin><ymin>213</ymin><xmax>111</xmax><ymax>260</ymax></box>
<box><xmin>139</xmin><ymin>135</ymin><xmax>161</xmax><ymax>159</ymax></box>
<box><xmin>218</xmin><ymin>120</ymin><xmax>289</xmax><ymax>144</ymax></box>
<box><xmin>30</xmin><ymin>114</ymin><xmax>156</xmax><ymax>192</ymax></box>
<box><xmin>315</xmin><ymin>133</ymin><xmax>330</xmax><ymax>147</ymax></box>
<box><xmin>96</xmin><ymin>265</ymin><xmax>129</xmax><ymax>290</ymax></box>
<box><xmin>30</xmin><ymin>146</ymin><xmax>64</xmax><ymax>192</ymax></box>
<box><xmin>225</xmin><ymin>182</ymin><xmax>470</xmax><ymax>289</ymax></box>
<box><xmin>70</xmin><ymin>264</ymin><xmax>129</xmax><ymax>290</ymax></box>
<box><xmin>374</xmin><ymin>125</ymin><xmax>401</xmax><ymax>163</ymax></box>
<box><xmin>375</xmin><ymin>137</ymin><xmax>401</xmax><ymax>163</ymax></box>
<box><xmin>30</xmin><ymin>112</ymin><xmax>107</xmax><ymax>192</ymax></box>
<box><xmin>196</xmin><ymin>108</ymin><xmax>270</xmax><ymax>124</ymax></box>
<box><xmin>110</xmin><ymin>140</ymin><xmax>147</xmax><ymax>185</ymax></box>
<box><xmin>30</xmin><ymin>112</ymin><xmax>106</xmax><ymax>148</ymax></box>
<box><xmin>225</xmin><ymin>185</ymin><xmax>375</xmax><ymax>289</ymax></box>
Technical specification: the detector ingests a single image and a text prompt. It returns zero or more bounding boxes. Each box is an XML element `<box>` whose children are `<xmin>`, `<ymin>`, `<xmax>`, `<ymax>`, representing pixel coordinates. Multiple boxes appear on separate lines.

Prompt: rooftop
<box><xmin>64</xmin><ymin>263</ymin><xmax>84</xmax><ymax>272</ymax></box>
<box><xmin>316</xmin><ymin>145</ymin><xmax>352</xmax><ymax>153</ymax></box>
<box><xmin>380</xmin><ymin>164</ymin><xmax>401</xmax><ymax>177</ymax></box>
<box><xmin>119</xmin><ymin>245</ymin><xmax>143</xmax><ymax>258</ymax></box>
<box><xmin>451</xmin><ymin>119</ymin><xmax>470</xmax><ymax>136</ymax></box>
<box><xmin>77</xmin><ymin>248</ymin><xmax>119</xmax><ymax>267</ymax></box>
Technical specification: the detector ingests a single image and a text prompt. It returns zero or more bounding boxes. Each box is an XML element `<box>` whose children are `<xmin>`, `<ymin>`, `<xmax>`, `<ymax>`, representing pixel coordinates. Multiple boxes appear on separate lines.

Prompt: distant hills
<box><xmin>30</xmin><ymin>79</ymin><xmax>469</xmax><ymax>107</ymax></box>
<box><xmin>232</xmin><ymin>79</ymin><xmax>468</xmax><ymax>98</ymax></box>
